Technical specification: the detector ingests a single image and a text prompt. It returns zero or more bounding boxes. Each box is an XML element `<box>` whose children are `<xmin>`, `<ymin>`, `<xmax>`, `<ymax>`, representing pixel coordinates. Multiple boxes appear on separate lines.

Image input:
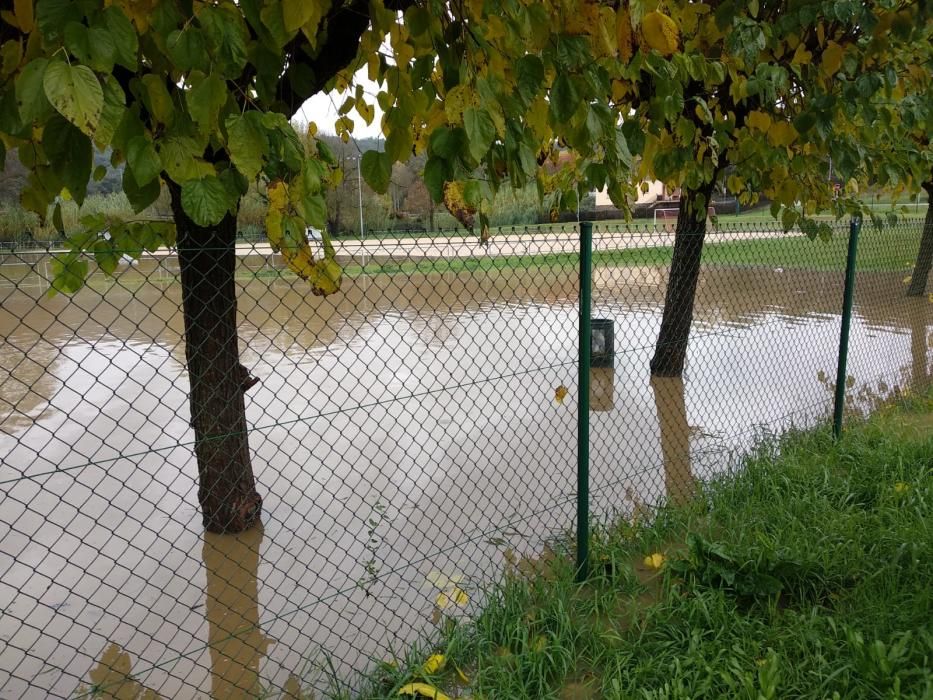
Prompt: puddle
<box><xmin>0</xmin><ymin>252</ymin><xmax>929</xmax><ymax>697</ymax></box>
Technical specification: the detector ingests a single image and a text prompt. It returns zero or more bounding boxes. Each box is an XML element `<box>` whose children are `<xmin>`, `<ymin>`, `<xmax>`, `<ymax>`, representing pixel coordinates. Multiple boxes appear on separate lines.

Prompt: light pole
<box><xmin>346</xmin><ymin>155</ymin><xmax>366</xmax><ymax>268</ymax></box>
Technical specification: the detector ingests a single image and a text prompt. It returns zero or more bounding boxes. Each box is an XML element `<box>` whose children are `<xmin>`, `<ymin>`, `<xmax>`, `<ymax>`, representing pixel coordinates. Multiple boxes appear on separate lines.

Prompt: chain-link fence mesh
<box><xmin>1</xmin><ymin>218</ymin><xmax>930</xmax><ymax>698</ymax></box>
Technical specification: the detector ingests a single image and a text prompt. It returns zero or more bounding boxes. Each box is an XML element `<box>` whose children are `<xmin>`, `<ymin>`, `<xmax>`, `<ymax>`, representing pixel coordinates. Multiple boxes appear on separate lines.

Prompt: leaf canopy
<box><xmin>0</xmin><ymin>0</ymin><xmax>929</xmax><ymax>292</ymax></box>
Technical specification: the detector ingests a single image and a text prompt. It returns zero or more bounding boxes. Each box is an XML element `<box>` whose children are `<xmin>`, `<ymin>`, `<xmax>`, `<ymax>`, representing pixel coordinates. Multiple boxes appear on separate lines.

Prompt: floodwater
<box><xmin>0</xmin><ymin>250</ymin><xmax>930</xmax><ymax>698</ymax></box>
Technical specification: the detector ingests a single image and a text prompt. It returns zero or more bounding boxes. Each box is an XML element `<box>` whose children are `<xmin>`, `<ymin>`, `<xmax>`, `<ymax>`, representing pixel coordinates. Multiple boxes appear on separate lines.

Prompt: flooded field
<box><xmin>0</xmin><ymin>251</ymin><xmax>930</xmax><ymax>698</ymax></box>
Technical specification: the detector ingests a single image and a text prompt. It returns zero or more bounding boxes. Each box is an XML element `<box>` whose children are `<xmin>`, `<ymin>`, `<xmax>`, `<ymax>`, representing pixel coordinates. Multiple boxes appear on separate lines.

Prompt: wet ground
<box><xmin>0</xmin><ymin>243</ymin><xmax>930</xmax><ymax>698</ymax></box>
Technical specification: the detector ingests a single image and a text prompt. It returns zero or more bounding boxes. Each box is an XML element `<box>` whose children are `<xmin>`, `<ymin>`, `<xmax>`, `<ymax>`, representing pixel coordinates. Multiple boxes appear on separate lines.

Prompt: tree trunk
<box><xmin>168</xmin><ymin>183</ymin><xmax>262</xmax><ymax>533</ymax></box>
<box><xmin>906</xmin><ymin>182</ymin><xmax>933</xmax><ymax>298</ymax></box>
<box><xmin>649</xmin><ymin>181</ymin><xmax>716</xmax><ymax>377</ymax></box>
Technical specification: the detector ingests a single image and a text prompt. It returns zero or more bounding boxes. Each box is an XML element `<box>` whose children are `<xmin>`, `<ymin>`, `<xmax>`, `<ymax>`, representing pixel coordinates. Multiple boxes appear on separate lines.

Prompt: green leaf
<box><xmin>49</xmin><ymin>253</ymin><xmax>88</xmax><ymax>295</ymax></box>
<box><xmin>43</xmin><ymin>116</ymin><xmax>92</xmax><ymax>204</ymax></box>
<box><xmin>225</xmin><ymin>112</ymin><xmax>267</xmax><ymax>179</ymax></box>
<box><xmin>405</xmin><ymin>6</ymin><xmax>431</xmax><ymax>36</ymax></box>
<box><xmin>166</xmin><ymin>27</ymin><xmax>208</xmax><ymax>72</ymax></box>
<box><xmin>258</xmin><ymin>2</ymin><xmax>291</xmax><ymax>47</ymax></box>
<box><xmin>126</xmin><ymin>135</ymin><xmax>161</xmax><ymax>186</ymax></box>
<box><xmin>423</xmin><ymin>156</ymin><xmax>447</xmax><ymax>202</ymax></box>
<box><xmin>140</xmin><ymin>75</ymin><xmax>174</xmax><ymax>127</ymax></box>
<box><xmin>35</xmin><ymin>0</ymin><xmax>82</xmax><ymax>42</ymax></box>
<box><xmin>65</xmin><ymin>22</ymin><xmax>116</xmax><ymax>73</ymax></box>
<box><xmin>361</xmin><ymin>150</ymin><xmax>392</xmax><ymax>193</ymax></box>
<box><xmin>52</xmin><ymin>203</ymin><xmax>64</xmax><ymax>233</ymax></box>
<box><xmin>181</xmin><ymin>175</ymin><xmax>234</xmax><ymax>226</ymax></box>
<box><xmin>93</xmin><ymin>165</ymin><xmax>107</xmax><ymax>181</ymax></box>
<box><xmin>15</xmin><ymin>58</ymin><xmax>53</xmax><ymax>124</ymax></box>
<box><xmin>103</xmin><ymin>7</ymin><xmax>137</xmax><ymax>70</ymax></box>
<box><xmin>199</xmin><ymin>5</ymin><xmax>249</xmax><ymax>77</ymax></box>
<box><xmin>43</xmin><ymin>61</ymin><xmax>103</xmax><ymax>136</ymax></box>
<box><xmin>514</xmin><ymin>55</ymin><xmax>544</xmax><ymax>103</ymax></box>
<box><xmin>428</xmin><ymin>126</ymin><xmax>465</xmax><ymax>160</ymax></box>
<box><xmin>302</xmin><ymin>192</ymin><xmax>327</xmax><ymax>230</ymax></box>
<box><xmin>549</xmin><ymin>73</ymin><xmax>579</xmax><ymax>124</ymax></box>
<box><xmin>1</xmin><ymin>40</ymin><xmax>22</xmax><ymax>78</ymax></box>
<box><xmin>64</xmin><ymin>22</ymin><xmax>92</xmax><ymax>65</ymax></box>
<box><xmin>93</xmin><ymin>239</ymin><xmax>120</xmax><ymax>275</ymax></box>
<box><xmin>317</xmin><ymin>139</ymin><xmax>337</xmax><ymax>167</ymax></box>
<box><xmin>95</xmin><ymin>75</ymin><xmax>126</xmax><ymax>150</ymax></box>
<box><xmin>159</xmin><ymin>136</ymin><xmax>205</xmax><ymax>183</ymax></box>
<box><xmin>793</xmin><ymin>112</ymin><xmax>816</xmax><ymax>134</ymax></box>
<box><xmin>463</xmin><ymin>107</ymin><xmax>496</xmax><ymax>162</ymax></box>
<box><xmin>282</xmin><ymin>0</ymin><xmax>316</xmax><ymax>33</ymax></box>
<box><xmin>186</xmin><ymin>74</ymin><xmax>228</xmax><ymax>134</ymax></box>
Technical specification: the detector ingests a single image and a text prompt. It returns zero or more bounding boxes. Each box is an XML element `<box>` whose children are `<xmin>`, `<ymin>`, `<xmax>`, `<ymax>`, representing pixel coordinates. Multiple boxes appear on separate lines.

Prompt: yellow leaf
<box><xmin>768</xmin><ymin>121</ymin><xmax>797</xmax><ymax>148</ymax></box>
<box><xmin>747</xmin><ymin>110</ymin><xmax>771</xmax><ymax>133</ymax></box>
<box><xmin>368</xmin><ymin>52</ymin><xmax>380</xmax><ymax>81</ymax></box>
<box><xmin>791</xmin><ymin>43</ymin><xmax>812</xmax><ymax>66</ymax></box>
<box><xmin>532</xmin><ymin>635</ymin><xmax>547</xmax><ymax>652</ymax></box>
<box><xmin>454</xmin><ymin>664</ymin><xmax>470</xmax><ymax>684</ymax></box>
<box><xmin>444</xmin><ymin>84</ymin><xmax>477</xmax><ymax>124</ymax></box>
<box><xmin>595</xmin><ymin>6</ymin><xmax>617</xmax><ymax>58</ymax></box>
<box><xmin>398</xmin><ymin>682</ymin><xmax>452</xmax><ymax>700</ymax></box>
<box><xmin>425</xmin><ymin>570</ymin><xmax>462</xmax><ymax>589</ymax></box>
<box><xmin>641</xmin><ymin>11</ymin><xmax>679</xmax><ymax>56</ymax></box>
<box><xmin>643</xmin><ymin>552</ymin><xmax>665</xmax><ymax>569</ymax></box>
<box><xmin>13</xmin><ymin>0</ymin><xmax>34</xmax><ymax>32</ymax></box>
<box><xmin>894</xmin><ymin>482</ymin><xmax>909</xmax><ymax>494</ymax></box>
<box><xmin>307</xmin><ymin>121</ymin><xmax>318</xmax><ymax>138</ymax></box>
<box><xmin>820</xmin><ymin>41</ymin><xmax>844</xmax><ymax>77</ymax></box>
<box><xmin>112</xmin><ymin>0</ymin><xmax>157</xmax><ymax>32</ymax></box>
<box><xmin>356</xmin><ymin>99</ymin><xmax>375</xmax><ymax>125</ymax></box>
<box><xmin>927</xmin><ymin>293</ymin><xmax>933</xmax><ymax>303</ymax></box>
<box><xmin>422</xmin><ymin>654</ymin><xmax>445</xmax><ymax>674</ymax></box>
<box><xmin>554</xmin><ymin>385</ymin><xmax>569</xmax><ymax>405</ymax></box>
<box><xmin>903</xmin><ymin>276</ymin><xmax>912</xmax><ymax>285</ymax></box>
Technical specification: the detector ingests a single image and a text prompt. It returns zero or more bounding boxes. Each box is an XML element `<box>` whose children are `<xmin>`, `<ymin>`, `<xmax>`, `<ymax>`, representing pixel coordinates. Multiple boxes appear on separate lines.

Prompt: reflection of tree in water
<box><xmin>80</xmin><ymin>643</ymin><xmax>161</xmax><ymax>699</ymax></box>
<box><xmin>816</xmin><ymin>298</ymin><xmax>932</xmax><ymax>413</ymax></box>
<box><xmin>650</xmin><ymin>376</ymin><xmax>695</xmax><ymax>507</ymax></box>
<box><xmin>0</xmin><ymin>335</ymin><xmax>63</xmax><ymax>431</ymax></box>
<box><xmin>202</xmin><ymin>525</ymin><xmax>271</xmax><ymax>699</ymax></box>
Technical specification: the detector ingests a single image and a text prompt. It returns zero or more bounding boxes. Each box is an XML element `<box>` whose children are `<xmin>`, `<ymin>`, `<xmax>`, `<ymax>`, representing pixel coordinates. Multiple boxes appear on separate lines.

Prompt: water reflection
<box><xmin>83</xmin><ymin>643</ymin><xmax>162</xmax><ymax>699</ymax></box>
<box><xmin>590</xmin><ymin>367</ymin><xmax>615</xmax><ymax>412</ymax></box>
<box><xmin>202</xmin><ymin>525</ymin><xmax>270</xmax><ymax>699</ymax></box>
<box><xmin>910</xmin><ymin>300</ymin><xmax>931</xmax><ymax>388</ymax></box>
<box><xmin>650</xmin><ymin>377</ymin><xmax>695</xmax><ymax>507</ymax></box>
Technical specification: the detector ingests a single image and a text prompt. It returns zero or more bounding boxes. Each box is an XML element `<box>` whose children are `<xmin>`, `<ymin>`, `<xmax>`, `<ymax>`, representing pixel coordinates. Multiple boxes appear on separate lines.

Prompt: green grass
<box><xmin>329</xmin><ymin>224</ymin><xmax>920</xmax><ymax>279</ymax></box>
<box><xmin>346</xmin><ymin>392</ymin><xmax>933</xmax><ymax>700</ymax></box>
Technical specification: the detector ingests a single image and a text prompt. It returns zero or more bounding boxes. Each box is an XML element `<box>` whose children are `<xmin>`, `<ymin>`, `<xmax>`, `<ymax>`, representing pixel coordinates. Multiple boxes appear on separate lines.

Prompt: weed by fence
<box><xmin>0</xmin><ymin>219</ymin><xmax>929</xmax><ymax>698</ymax></box>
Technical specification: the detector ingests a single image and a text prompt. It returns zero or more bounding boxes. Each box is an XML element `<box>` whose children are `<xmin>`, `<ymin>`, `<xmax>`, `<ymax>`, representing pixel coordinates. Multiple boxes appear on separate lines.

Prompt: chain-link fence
<box><xmin>1</xmin><ymin>218</ymin><xmax>930</xmax><ymax>698</ymax></box>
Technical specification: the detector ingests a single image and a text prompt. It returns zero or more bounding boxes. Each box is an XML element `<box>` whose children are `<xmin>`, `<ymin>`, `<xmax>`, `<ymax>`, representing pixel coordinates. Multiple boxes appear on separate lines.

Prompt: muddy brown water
<box><xmin>0</xmin><ymin>256</ymin><xmax>930</xmax><ymax>698</ymax></box>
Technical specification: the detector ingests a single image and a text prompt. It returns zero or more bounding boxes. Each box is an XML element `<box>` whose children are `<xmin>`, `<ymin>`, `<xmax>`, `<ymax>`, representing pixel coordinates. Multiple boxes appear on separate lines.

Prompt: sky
<box><xmin>296</xmin><ymin>68</ymin><xmax>385</xmax><ymax>140</ymax></box>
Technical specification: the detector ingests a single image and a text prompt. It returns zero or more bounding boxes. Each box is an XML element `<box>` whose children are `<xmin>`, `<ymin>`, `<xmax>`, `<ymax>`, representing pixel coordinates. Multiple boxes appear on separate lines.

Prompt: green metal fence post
<box><xmin>576</xmin><ymin>221</ymin><xmax>593</xmax><ymax>581</ymax></box>
<box><xmin>833</xmin><ymin>217</ymin><xmax>861</xmax><ymax>439</ymax></box>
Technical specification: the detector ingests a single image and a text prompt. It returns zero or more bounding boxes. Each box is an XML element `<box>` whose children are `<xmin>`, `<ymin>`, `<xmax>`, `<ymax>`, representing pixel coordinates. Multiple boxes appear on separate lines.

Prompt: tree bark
<box><xmin>168</xmin><ymin>183</ymin><xmax>262</xmax><ymax>533</ymax></box>
<box><xmin>649</xmin><ymin>181</ymin><xmax>716</xmax><ymax>377</ymax></box>
<box><xmin>906</xmin><ymin>182</ymin><xmax>933</xmax><ymax>298</ymax></box>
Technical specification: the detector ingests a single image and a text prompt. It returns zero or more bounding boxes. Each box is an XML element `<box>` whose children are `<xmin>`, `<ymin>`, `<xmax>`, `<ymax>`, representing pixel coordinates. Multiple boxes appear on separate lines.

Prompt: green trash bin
<box><xmin>591</xmin><ymin>318</ymin><xmax>614</xmax><ymax>368</ymax></box>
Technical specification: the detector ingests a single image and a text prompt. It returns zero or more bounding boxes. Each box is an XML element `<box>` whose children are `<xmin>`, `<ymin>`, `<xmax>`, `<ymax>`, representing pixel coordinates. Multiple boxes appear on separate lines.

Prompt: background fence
<box><xmin>0</xmin><ymin>218</ymin><xmax>930</xmax><ymax>698</ymax></box>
